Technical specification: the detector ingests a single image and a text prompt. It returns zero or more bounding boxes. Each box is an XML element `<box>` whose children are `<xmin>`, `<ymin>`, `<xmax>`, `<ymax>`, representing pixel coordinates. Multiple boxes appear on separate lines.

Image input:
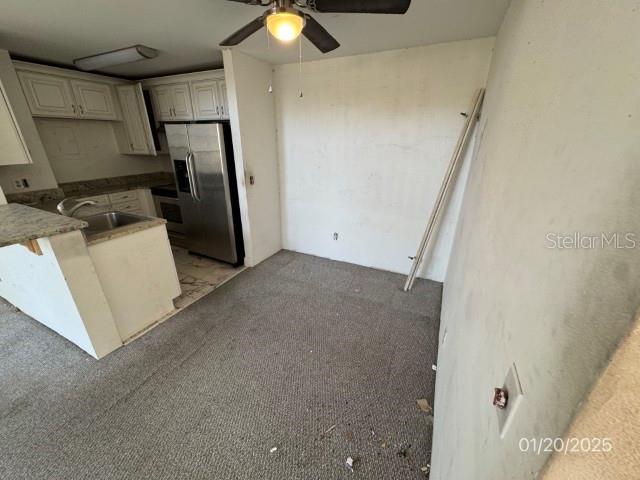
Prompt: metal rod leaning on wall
<box><xmin>403</xmin><ymin>88</ymin><xmax>485</xmax><ymax>292</ymax></box>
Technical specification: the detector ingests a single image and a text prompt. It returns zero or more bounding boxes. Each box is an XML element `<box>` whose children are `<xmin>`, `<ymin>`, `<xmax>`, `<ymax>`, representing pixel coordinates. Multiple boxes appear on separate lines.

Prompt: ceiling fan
<box><xmin>220</xmin><ymin>0</ymin><xmax>412</xmax><ymax>54</ymax></box>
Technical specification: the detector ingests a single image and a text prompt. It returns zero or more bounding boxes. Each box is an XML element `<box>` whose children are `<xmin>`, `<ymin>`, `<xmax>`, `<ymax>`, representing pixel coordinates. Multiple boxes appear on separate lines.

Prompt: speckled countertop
<box><xmin>84</xmin><ymin>215</ymin><xmax>167</xmax><ymax>246</ymax></box>
<box><xmin>0</xmin><ymin>203</ymin><xmax>169</xmax><ymax>248</ymax></box>
<box><xmin>0</xmin><ymin>204</ymin><xmax>87</xmax><ymax>247</ymax></box>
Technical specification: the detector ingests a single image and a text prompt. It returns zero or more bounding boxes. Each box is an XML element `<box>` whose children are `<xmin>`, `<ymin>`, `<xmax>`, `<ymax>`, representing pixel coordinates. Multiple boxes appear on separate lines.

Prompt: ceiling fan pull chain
<box><xmin>266</xmin><ymin>21</ymin><xmax>270</xmax><ymax>49</ymax></box>
<box><xmin>266</xmin><ymin>25</ymin><xmax>274</xmax><ymax>93</ymax></box>
<box><xmin>298</xmin><ymin>34</ymin><xmax>304</xmax><ymax>98</ymax></box>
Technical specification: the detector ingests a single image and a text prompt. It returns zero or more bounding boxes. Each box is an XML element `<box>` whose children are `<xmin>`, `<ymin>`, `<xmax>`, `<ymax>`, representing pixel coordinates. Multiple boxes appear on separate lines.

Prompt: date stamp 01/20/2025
<box><xmin>519</xmin><ymin>437</ymin><xmax>613</xmax><ymax>455</ymax></box>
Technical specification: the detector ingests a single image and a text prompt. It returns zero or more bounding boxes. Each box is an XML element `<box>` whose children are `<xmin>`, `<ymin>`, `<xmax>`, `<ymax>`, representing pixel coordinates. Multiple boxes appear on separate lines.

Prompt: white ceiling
<box><xmin>0</xmin><ymin>0</ymin><xmax>510</xmax><ymax>78</ymax></box>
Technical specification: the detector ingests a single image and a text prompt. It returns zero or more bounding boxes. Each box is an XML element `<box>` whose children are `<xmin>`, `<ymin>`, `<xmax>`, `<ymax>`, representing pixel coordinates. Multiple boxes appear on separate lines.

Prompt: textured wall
<box><xmin>431</xmin><ymin>0</ymin><xmax>640</xmax><ymax>478</ymax></box>
<box><xmin>541</xmin><ymin>315</ymin><xmax>640</xmax><ymax>479</ymax></box>
<box><xmin>274</xmin><ymin>38</ymin><xmax>494</xmax><ymax>281</ymax></box>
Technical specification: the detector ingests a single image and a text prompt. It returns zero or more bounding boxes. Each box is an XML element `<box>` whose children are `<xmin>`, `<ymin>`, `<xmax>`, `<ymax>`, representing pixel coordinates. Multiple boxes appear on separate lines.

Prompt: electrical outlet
<box><xmin>13</xmin><ymin>178</ymin><xmax>29</xmax><ymax>189</ymax></box>
<box><xmin>496</xmin><ymin>363</ymin><xmax>524</xmax><ymax>438</ymax></box>
<box><xmin>333</xmin><ymin>232</ymin><xmax>339</xmax><ymax>241</ymax></box>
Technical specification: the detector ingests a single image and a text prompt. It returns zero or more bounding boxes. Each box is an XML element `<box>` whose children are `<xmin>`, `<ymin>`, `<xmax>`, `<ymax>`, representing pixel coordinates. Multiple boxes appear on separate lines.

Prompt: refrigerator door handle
<box><xmin>185</xmin><ymin>152</ymin><xmax>195</xmax><ymax>200</ymax></box>
<box><xmin>186</xmin><ymin>151</ymin><xmax>201</xmax><ymax>201</ymax></box>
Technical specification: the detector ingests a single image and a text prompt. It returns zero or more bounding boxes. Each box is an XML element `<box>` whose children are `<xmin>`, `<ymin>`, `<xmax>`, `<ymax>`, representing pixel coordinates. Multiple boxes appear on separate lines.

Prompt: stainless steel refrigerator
<box><xmin>165</xmin><ymin>123</ymin><xmax>244</xmax><ymax>265</ymax></box>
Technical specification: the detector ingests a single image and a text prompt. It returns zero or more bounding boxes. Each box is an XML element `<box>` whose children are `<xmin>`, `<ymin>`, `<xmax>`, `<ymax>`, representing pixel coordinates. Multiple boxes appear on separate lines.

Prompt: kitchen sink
<box><xmin>82</xmin><ymin>211</ymin><xmax>149</xmax><ymax>237</ymax></box>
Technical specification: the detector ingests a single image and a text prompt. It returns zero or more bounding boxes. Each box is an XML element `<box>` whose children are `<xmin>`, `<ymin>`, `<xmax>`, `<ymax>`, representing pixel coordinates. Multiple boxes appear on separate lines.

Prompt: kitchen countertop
<box><xmin>5</xmin><ymin>172</ymin><xmax>175</xmax><ymax>206</ymax></box>
<box><xmin>63</xmin><ymin>182</ymin><xmax>165</xmax><ymax>198</ymax></box>
<box><xmin>59</xmin><ymin>173</ymin><xmax>175</xmax><ymax>198</ymax></box>
<box><xmin>0</xmin><ymin>203</ymin><xmax>87</xmax><ymax>248</ymax></box>
<box><xmin>84</xmin><ymin>215</ymin><xmax>167</xmax><ymax>246</ymax></box>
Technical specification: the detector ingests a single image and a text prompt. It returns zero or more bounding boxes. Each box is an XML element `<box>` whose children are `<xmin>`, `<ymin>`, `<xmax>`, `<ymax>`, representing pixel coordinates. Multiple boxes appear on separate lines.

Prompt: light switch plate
<box><xmin>497</xmin><ymin>363</ymin><xmax>524</xmax><ymax>438</ymax></box>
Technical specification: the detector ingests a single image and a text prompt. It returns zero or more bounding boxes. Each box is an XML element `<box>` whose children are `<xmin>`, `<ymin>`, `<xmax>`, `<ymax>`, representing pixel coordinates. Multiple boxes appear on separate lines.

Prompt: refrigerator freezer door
<box><xmin>186</xmin><ymin>124</ymin><xmax>238</xmax><ymax>263</ymax></box>
<box><xmin>165</xmin><ymin>124</ymin><xmax>201</xmax><ymax>253</ymax></box>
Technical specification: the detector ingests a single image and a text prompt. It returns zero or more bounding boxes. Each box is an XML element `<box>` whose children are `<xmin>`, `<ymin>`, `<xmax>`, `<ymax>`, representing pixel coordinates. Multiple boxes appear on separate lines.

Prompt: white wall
<box><xmin>431</xmin><ymin>1</ymin><xmax>640</xmax><ymax>478</ymax></box>
<box><xmin>274</xmin><ymin>38</ymin><xmax>494</xmax><ymax>281</ymax></box>
<box><xmin>223</xmin><ymin>49</ymin><xmax>282</xmax><ymax>267</ymax></box>
<box><xmin>35</xmin><ymin>118</ymin><xmax>167</xmax><ymax>183</ymax></box>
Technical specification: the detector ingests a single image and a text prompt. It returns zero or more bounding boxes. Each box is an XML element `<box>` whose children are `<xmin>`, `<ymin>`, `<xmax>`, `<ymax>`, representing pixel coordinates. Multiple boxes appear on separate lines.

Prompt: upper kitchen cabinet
<box><xmin>17</xmin><ymin>71</ymin><xmax>77</xmax><ymax>118</ymax></box>
<box><xmin>114</xmin><ymin>83</ymin><xmax>156</xmax><ymax>156</ymax></box>
<box><xmin>216</xmin><ymin>80</ymin><xmax>229</xmax><ymax>119</ymax></box>
<box><xmin>0</xmin><ymin>84</ymin><xmax>31</xmax><ymax>165</ymax></box>
<box><xmin>149</xmin><ymin>83</ymin><xmax>193</xmax><ymax>121</ymax></box>
<box><xmin>191</xmin><ymin>79</ymin><xmax>229</xmax><ymax>120</ymax></box>
<box><xmin>70</xmin><ymin>80</ymin><xmax>118</xmax><ymax>120</ymax></box>
<box><xmin>16</xmin><ymin>64</ymin><xmax>119</xmax><ymax>121</ymax></box>
<box><xmin>0</xmin><ymin>52</ymin><xmax>50</xmax><ymax>166</ymax></box>
<box><xmin>144</xmin><ymin>69</ymin><xmax>229</xmax><ymax>122</ymax></box>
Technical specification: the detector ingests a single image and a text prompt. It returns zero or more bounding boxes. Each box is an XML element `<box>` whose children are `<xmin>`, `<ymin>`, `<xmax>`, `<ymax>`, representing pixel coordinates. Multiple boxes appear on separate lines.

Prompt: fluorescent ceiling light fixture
<box><xmin>73</xmin><ymin>45</ymin><xmax>158</xmax><ymax>71</ymax></box>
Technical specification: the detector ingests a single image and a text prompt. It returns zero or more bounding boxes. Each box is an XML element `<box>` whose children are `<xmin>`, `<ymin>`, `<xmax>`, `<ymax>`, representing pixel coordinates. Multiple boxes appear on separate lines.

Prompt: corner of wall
<box><xmin>223</xmin><ymin>49</ymin><xmax>282</xmax><ymax>267</ymax></box>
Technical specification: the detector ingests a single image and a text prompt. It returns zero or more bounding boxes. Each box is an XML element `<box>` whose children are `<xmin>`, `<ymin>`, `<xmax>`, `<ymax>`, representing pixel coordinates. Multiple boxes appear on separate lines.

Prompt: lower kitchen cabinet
<box><xmin>78</xmin><ymin>189</ymin><xmax>156</xmax><ymax>217</ymax></box>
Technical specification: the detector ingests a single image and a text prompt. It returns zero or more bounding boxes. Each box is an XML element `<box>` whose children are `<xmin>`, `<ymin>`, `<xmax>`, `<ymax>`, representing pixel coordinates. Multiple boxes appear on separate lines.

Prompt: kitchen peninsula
<box><xmin>0</xmin><ymin>203</ymin><xmax>180</xmax><ymax>358</ymax></box>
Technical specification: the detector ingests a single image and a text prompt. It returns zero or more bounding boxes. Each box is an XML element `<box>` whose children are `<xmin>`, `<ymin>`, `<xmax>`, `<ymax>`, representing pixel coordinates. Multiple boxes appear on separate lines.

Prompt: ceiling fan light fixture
<box><xmin>266</xmin><ymin>10</ymin><xmax>305</xmax><ymax>43</ymax></box>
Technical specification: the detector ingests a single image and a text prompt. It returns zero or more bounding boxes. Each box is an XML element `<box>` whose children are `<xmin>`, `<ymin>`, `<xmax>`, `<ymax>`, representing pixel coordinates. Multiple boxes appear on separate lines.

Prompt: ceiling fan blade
<box><xmin>310</xmin><ymin>0</ymin><xmax>411</xmax><ymax>14</ymax></box>
<box><xmin>219</xmin><ymin>16</ymin><xmax>265</xmax><ymax>46</ymax></box>
<box><xmin>302</xmin><ymin>14</ymin><xmax>340</xmax><ymax>53</ymax></box>
<box><xmin>225</xmin><ymin>0</ymin><xmax>266</xmax><ymax>4</ymax></box>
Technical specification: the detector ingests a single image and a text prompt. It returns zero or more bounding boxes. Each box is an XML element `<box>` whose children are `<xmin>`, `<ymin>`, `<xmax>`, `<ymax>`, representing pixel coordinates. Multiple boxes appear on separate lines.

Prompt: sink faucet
<box><xmin>57</xmin><ymin>198</ymin><xmax>98</xmax><ymax>217</ymax></box>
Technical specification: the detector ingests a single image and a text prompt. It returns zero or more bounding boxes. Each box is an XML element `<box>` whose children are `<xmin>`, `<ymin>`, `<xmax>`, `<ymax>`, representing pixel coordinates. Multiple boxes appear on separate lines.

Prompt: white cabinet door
<box><xmin>170</xmin><ymin>83</ymin><xmax>193</xmax><ymax>120</ymax></box>
<box><xmin>17</xmin><ymin>71</ymin><xmax>76</xmax><ymax>118</ymax></box>
<box><xmin>190</xmin><ymin>80</ymin><xmax>221</xmax><ymax>120</ymax></box>
<box><xmin>116</xmin><ymin>84</ymin><xmax>156</xmax><ymax>155</ymax></box>
<box><xmin>0</xmin><ymin>86</ymin><xmax>31</xmax><ymax>165</ymax></box>
<box><xmin>150</xmin><ymin>83</ymin><xmax>193</xmax><ymax>121</ymax></box>
<box><xmin>217</xmin><ymin>80</ymin><xmax>229</xmax><ymax>119</ymax></box>
<box><xmin>70</xmin><ymin>80</ymin><xmax>118</xmax><ymax>120</ymax></box>
<box><xmin>150</xmin><ymin>85</ymin><xmax>173</xmax><ymax>121</ymax></box>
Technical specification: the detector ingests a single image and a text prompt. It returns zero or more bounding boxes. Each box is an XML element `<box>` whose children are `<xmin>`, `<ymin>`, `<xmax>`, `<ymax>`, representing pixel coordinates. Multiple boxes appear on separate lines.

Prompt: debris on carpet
<box><xmin>416</xmin><ymin>398</ymin><xmax>432</xmax><ymax>413</ymax></box>
<box><xmin>345</xmin><ymin>455</ymin><xmax>360</xmax><ymax>472</ymax></box>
